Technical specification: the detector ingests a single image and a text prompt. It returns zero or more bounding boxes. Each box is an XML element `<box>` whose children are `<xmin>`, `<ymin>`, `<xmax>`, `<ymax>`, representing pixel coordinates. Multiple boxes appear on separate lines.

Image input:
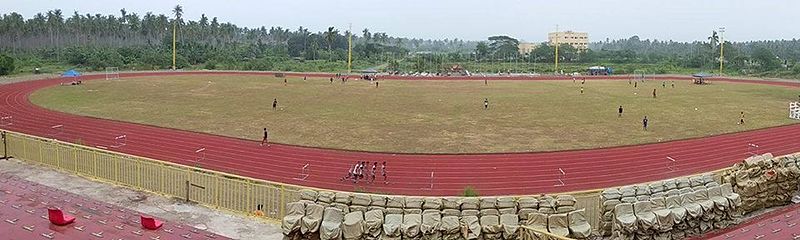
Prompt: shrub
<box><xmin>0</xmin><ymin>54</ymin><xmax>15</xmax><ymax>76</ymax></box>
<box><xmin>462</xmin><ymin>186</ymin><xmax>479</xmax><ymax>197</ymax></box>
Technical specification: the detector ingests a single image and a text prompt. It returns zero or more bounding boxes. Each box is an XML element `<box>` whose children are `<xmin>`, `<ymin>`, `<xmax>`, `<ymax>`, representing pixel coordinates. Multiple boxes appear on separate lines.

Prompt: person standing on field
<box><xmin>272</xmin><ymin>98</ymin><xmax>278</xmax><ymax>110</ymax></box>
<box><xmin>618</xmin><ymin>106</ymin><xmax>623</xmax><ymax>117</ymax></box>
<box><xmin>643</xmin><ymin>116</ymin><xmax>649</xmax><ymax>131</ymax></box>
<box><xmin>739</xmin><ymin>111</ymin><xmax>745</xmax><ymax>125</ymax></box>
<box><xmin>484</xmin><ymin>98</ymin><xmax>489</xmax><ymax>110</ymax></box>
<box><xmin>652</xmin><ymin>89</ymin><xmax>657</xmax><ymax>98</ymax></box>
<box><xmin>260</xmin><ymin>128</ymin><xmax>269</xmax><ymax>146</ymax></box>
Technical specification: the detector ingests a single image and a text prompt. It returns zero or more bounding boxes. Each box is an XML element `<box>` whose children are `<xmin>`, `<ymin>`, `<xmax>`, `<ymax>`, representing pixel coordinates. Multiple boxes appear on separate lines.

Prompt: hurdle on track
<box><xmin>420</xmin><ymin>171</ymin><xmax>434</xmax><ymax>190</ymax></box>
<box><xmin>110</xmin><ymin>134</ymin><xmax>127</xmax><ymax>148</ymax></box>
<box><xmin>666</xmin><ymin>156</ymin><xmax>678</xmax><ymax>172</ymax></box>
<box><xmin>49</xmin><ymin>124</ymin><xmax>64</xmax><ymax>138</ymax></box>
<box><xmin>293</xmin><ymin>163</ymin><xmax>310</xmax><ymax>181</ymax></box>
<box><xmin>194</xmin><ymin>147</ymin><xmax>206</xmax><ymax>163</ymax></box>
<box><xmin>0</xmin><ymin>116</ymin><xmax>12</xmax><ymax>126</ymax></box>
<box><xmin>747</xmin><ymin>143</ymin><xmax>760</xmax><ymax>157</ymax></box>
<box><xmin>554</xmin><ymin>168</ymin><xmax>566</xmax><ymax>187</ymax></box>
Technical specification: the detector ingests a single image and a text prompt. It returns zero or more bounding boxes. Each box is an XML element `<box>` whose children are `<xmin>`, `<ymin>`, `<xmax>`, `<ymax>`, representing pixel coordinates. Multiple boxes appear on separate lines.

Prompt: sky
<box><xmin>2</xmin><ymin>0</ymin><xmax>799</xmax><ymax>43</ymax></box>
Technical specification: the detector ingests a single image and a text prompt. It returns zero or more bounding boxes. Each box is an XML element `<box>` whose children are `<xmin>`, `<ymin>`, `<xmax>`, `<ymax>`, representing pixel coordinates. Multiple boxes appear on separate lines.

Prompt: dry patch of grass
<box><xmin>30</xmin><ymin>75</ymin><xmax>798</xmax><ymax>153</ymax></box>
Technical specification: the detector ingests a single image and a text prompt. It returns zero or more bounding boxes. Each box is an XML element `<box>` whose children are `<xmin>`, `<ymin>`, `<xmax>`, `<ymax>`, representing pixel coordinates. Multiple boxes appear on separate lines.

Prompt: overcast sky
<box><xmin>3</xmin><ymin>0</ymin><xmax>798</xmax><ymax>43</ymax></box>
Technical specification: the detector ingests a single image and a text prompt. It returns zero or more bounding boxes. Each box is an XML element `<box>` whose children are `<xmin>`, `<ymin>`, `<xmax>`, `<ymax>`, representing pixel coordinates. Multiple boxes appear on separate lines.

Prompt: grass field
<box><xmin>29</xmin><ymin>75</ymin><xmax>798</xmax><ymax>153</ymax></box>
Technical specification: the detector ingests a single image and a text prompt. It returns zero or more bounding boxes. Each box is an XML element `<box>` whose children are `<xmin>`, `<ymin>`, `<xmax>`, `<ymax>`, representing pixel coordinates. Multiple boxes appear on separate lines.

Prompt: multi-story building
<box><xmin>518</xmin><ymin>42</ymin><xmax>538</xmax><ymax>54</ymax></box>
<box><xmin>548</xmin><ymin>31</ymin><xmax>588</xmax><ymax>50</ymax></box>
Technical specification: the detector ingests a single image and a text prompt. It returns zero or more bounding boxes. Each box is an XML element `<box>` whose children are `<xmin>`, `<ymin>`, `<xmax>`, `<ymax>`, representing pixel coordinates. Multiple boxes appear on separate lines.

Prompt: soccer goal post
<box><xmin>105</xmin><ymin>67</ymin><xmax>120</xmax><ymax>80</ymax></box>
<box><xmin>633</xmin><ymin>70</ymin><xmax>650</xmax><ymax>81</ymax></box>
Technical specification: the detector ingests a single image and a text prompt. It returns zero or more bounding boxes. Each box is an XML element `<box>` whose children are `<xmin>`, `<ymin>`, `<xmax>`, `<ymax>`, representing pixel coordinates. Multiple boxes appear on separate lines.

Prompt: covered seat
<box><xmin>548</xmin><ymin>213</ymin><xmax>569</xmax><ymax>237</ymax></box>
<box><xmin>140</xmin><ymin>215</ymin><xmax>163</xmax><ymax>230</ymax></box>
<box><xmin>666</xmin><ymin>195</ymin><xmax>686</xmax><ymax>225</ymax></box>
<box><xmin>634</xmin><ymin>201</ymin><xmax>657</xmax><ymax>234</ymax></box>
<box><xmin>382</xmin><ymin>214</ymin><xmax>403</xmax><ymax>239</ymax></box>
<box><xmin>342</xmin><ymin>211</ymin><xmax>365</xmax><ymax>240</ymax></box>
<box><xmin>440</xmin><ymin>216</ymin><xmax>461</xmax><ymax>240</ymax></box>
<box><xmin>720</xmin><ymin>183</ymin><xmax>741</xmax><ymax>210</ymax></box>
<box><xmin>500</xmin><ymin>213</ymin><xmax>519</xmax><ymax>239</ymax></box>
<box><xmin>402</xmin><ymin>214</ymin><xmax>422</xmax><ymax>239</ymax></box>
<box><xmin>421</xmin><ymin>211</ymin><xmax>442</xmax><ymax>239</ymax></box>
<box><xmin>708</xmin><ymin>186</ymin><xmax>729</xmax><ymax>211</ymax></box>
<box><xmin>480</xmin><ymin>215</ymin><xmax>502</xmax><ymax>239</ymax></box>
<box><xmin>682</xmin><ymin>192</ymin><xmax>703</xmax><ymax>219</ymax></box>
<box><xmin>47</xmin><ymin>208</ymin><xmax>75</xmax><ymax>226</ymax></box>
<box><xmin>461</xmin><ymin>215</ymin><xmax>481</xmax><ymax>240</ymax></box>
<box><xmin>526</xmin><ymin>212</ymin><xmax>549</xmax><ymax>239</ymax></box>
<box><xmin>364</xmin><ymin>209</ymin><xmax>383</xmax><ymax>239</ymax></box>
<box><xmin>321</xmin><ymin>207</ymin><xmax>344</xmax><ymax>240</ymax></box>
<box><xmin>282</xmin><ymin>202</ymin><xmax>305</xmax><ymax>236</ymax></box>
<box><xmin>614</xmin><ymin>203</ymin><xmax>637</xmax><ymax>234</ymax></box>
<box><xmin>650</xmin><ymin>197</ymin><xmax>674</xmax><ymax>232</ymax></box>
<box><xmin>301</xmin><ymin>203</ymin><xmax>325</xmax><ymax>234</ymax></box>
<box><xmin>568</xmin><ymin>209</ymin><xmax>591</xmax><ymax>239</ymax></box>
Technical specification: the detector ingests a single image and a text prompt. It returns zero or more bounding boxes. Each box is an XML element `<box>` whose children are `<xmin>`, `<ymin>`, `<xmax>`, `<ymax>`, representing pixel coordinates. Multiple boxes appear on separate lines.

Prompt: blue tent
<box><xmin>62</xmin><ymin>69</ymin><xmax>81</xmax><ymax>77</ymax></box>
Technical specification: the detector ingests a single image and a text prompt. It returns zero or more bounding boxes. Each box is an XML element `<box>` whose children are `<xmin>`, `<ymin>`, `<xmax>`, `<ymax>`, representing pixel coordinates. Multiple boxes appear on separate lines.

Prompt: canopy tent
<box><xmin>692</xmin><ymin>72</ymin><xmax>713</xmax><ymax>84</ymax></box>
<box><xmin>62</xmin><ymin>69</ymin><xmax>81</xmax><ymax>77</ymax></box>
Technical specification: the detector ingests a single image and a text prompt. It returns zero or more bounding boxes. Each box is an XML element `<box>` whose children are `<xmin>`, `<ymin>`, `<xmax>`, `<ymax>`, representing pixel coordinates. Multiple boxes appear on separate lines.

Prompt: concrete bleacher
<box><xmin>0</xmin><ymin>173</ymin><xmax>226</xmax><ymax>240</ymax></box>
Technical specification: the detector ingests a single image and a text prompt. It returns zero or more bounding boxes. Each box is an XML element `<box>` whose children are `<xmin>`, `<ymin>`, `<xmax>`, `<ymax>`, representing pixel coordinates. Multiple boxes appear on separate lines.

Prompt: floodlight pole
<box><xmin>348</xmin><ymin>23</ymin><xmax>353</xmax><ymax>74</ymax></box>
<box><xmin>172</xmin><ymin>21</ymin><xmax>177</xmax><ymax>70</ymax></box>
<box><xmin>718</xmin><ymin>27</ymin><xmax>725</xmax><ymax>76</ymax></box>
<box><xmin>554</xmin><ymin>25</ymin><xmax>559</xmax><ymax>74</ymax></box>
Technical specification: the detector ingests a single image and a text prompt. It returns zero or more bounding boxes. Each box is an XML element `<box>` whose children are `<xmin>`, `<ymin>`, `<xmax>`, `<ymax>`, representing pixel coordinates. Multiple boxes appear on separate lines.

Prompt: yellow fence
<box><xmin>2</xmin><ymin>130</ymin><xmax>300</xmax><ymax>222</ymax></box>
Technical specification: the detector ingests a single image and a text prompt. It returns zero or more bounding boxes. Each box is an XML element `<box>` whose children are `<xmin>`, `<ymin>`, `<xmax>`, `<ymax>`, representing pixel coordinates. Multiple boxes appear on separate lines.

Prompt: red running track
<box><xmin>1</xmin><ymin>71</ymin><xmax>799</xmax><ymax>196</ymax></box>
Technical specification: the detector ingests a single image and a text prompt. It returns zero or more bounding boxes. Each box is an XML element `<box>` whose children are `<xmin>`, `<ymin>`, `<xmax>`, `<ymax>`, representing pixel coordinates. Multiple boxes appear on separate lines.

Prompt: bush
<box><xmin>0</xmin><ymin>55</ymin><xmax>15</xmax><ymax>75</ymax></box>
<box><xmin>462</xmin><ymin>186</ymin><xmax>479</xmax><ymax>197</ymax></box>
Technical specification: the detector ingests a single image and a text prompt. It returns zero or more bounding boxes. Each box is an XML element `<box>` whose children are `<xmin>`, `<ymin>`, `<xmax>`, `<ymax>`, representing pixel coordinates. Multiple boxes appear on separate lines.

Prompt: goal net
<box><xmin>633</xmin><ymin>70</ymin><xmax>650</xmax><ymax>82</ymax></box>
<box><xmin>791</xmin><ymin>102</ymin><xmax>800</xmax><ymax>120</ymax></box>
<box><xmin>105</xmin><ymin>67</ymin><xmax>120</xmax><ymax>80</ymax></box>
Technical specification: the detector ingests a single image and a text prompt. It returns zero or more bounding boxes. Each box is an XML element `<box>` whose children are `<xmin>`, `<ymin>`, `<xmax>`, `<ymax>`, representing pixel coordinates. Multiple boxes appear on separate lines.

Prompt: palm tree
<box><xmin>362</xmin><ymin>28</ymin><xmax>371</xmax><ymax>42</ymax></box>
<box><xmin>324</xmin><ymin>26</ymin><xmax>337</xmax><ymax>61</ymax></box>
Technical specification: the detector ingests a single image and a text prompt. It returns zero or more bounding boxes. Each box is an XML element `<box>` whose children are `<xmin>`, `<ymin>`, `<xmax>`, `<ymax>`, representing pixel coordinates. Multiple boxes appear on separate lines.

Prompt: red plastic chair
<box><xmin>47</xmin><ymin>208</ymin><xmax>75</xmax><ymax>226</ymax></box>
<box><xmin>141</xmin><ymin>215</ymin><xmax>163</xmax><ymax>230</ymax></box>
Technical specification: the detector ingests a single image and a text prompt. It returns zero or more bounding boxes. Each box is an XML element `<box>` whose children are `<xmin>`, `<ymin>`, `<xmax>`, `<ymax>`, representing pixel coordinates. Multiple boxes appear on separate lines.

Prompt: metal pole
<box><xmin>1</xmin><ymin>131</ymin><xmax>7</xmax><ymax>160</ymax></box>
<box><xmin>719</xmin><ymin>27</ymin><xmax>725</xmax><ymax>76</ymax></box>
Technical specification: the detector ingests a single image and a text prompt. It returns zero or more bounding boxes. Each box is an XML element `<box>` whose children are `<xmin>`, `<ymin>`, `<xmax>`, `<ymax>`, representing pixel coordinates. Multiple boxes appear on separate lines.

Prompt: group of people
<box><xmin>342</xmin><ymin>161</ymin><xmax>388</xmax><ymax>184</ymax></box>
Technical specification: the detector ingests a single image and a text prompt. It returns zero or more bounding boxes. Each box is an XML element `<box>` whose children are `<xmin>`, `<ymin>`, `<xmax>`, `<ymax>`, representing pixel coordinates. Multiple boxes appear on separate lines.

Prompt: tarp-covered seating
<box><xmin>302</xmin><ymin>203</ymin><xmax>325</xmax><ymax>236</ymax></box>
<box><xmin>421</xmin><ymin>210</ymin><xmax>442</xmax><ymax>240</ymax></box>
<box><xmin>650</xmin><ymin>197</ymin><xmax>674</xmax><ymax>240</ymax></box>
<box><xmin>461</xmin><ymin>215</ymin><xmax>481</xmax><ymax>240</ymax></box>
<box><xmin>480</xmin><ymin>214</ymin><xmax>502</xmax><ymax>239</ymax></box>
<box><xmin>613</xmin><ymin>203</ymin><xmax>637</xmax><ymax>239</ymax></box>
<box><xmin>548</xmin><ymin>213</ymin><xmax>569</xmax><ymax>237</ymax></box>
<box><xmin>682</xmin><ymin>191</ymin><xmax>703</xmax><ymax>236</ymax></box>
<box><xmin>383</xmin><ymin>214</ymin><xmax>403</xmax><ymax>240</ymax></box>
<box><xmin>342</xmin><ymin>211</ymin><xmax>365</xmax><ymax>240</ymax></box>
<box><xmin>633</xmin><ymin>201</ymin><xmax>657</xmax><ymax>238</ymax></box>
<box><xmin>523</xmin><ymin>212</ymin><xmax>549</xmax><ymax>240</ymax></box>
<box><xmin>321</xmin><ymin>207</ymin><xmax>344</xmax><ymax>240</ymax></box>
<box><xmin>500</xmin><ymin>213</ymin><xmax>519</xmax><ymax>239</ymax></box>
<box><xmin>441</xmin><ymin>215</ymin><xmax>461</xmax><ymax>240</ymax></box>
<box><xmin>568</xmin><ymin>209</ymin><xmax>591</xmax><ymax>239</ymax></box>
<box><xmin>402</xmin><ymin>213</ymin><xmax>422</xmax><ymax>239</ymax></box>
<box><xmin>282</xmin><ymin>202</ymin><xmax>305</xmax><ymax>238</ymax></box>
<box><xmin>364</xmin><ymin>209</ymin><xmax>383</xmax><ymax>240</ymax></box>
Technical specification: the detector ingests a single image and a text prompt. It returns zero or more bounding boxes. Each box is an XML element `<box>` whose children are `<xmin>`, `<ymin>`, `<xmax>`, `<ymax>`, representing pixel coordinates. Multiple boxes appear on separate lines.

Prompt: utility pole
<box><xmin>718</xmin><ymin>27</ymin><xmax>725</xmax><ymax>76</ymax></box>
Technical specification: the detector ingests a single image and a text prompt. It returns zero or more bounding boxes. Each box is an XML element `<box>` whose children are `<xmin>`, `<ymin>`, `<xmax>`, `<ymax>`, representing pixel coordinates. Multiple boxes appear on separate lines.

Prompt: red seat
<box><xmin>47</xmin><ymin>208</ymin><xmax>75</xmax><ymax>226</ymax></box>
<box><xmin>141</xmin><ymin>215</ymin><xmax>163</xmax><ymax>230</ymax></box>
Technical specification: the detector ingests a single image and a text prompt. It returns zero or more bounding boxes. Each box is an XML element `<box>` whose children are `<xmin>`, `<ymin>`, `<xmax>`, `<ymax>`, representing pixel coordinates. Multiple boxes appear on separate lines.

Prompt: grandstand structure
<box><xmin>1</xmin><ymin>71</ymin><xmax>800</xmax><ymax>239</ymax></box>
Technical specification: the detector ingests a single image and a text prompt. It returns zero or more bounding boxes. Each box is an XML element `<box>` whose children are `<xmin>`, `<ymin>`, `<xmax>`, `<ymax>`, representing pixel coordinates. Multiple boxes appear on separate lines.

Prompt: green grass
<box><xmin>29</xmin><ymin>75</ymin><xmax>798</xmax><ymax>153</ymax></box>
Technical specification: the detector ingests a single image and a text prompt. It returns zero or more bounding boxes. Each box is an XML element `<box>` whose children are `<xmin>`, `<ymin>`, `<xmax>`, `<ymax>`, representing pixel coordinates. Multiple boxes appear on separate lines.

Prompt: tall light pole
<box><xmin>554</xmin><ymin>25</ymin><xmax>559</xmax><ymax>74</ymax></box>
<box><xmin>718</xmin><ymin>27</ymin><xmax>725</xmax><ymax>76</ymax></box>
<box><xmin>348</xmin><ymin>23</ymin><xmax>353</xmax><ymax>73</ymax></box>
<box><xmin>172</xmin><ymin>22</ymin><xmax>177</xmax><ymax>70</ymax></box>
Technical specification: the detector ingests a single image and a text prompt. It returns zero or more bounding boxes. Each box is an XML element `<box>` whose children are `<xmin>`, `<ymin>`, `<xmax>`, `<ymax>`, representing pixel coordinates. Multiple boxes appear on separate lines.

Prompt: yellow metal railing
<box><xmin>1</xmin><ymin>130</ymin><xmax>299</xmax><ymax>222</ymax></box>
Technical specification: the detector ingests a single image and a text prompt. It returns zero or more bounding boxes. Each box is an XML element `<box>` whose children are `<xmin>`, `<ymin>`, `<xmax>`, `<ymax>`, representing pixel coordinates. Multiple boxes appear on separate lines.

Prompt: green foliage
<box><xmin>0</xmin><ymin>54</ymin><xmax>15</xmax><ymax>75</ymax></box>
<box><xmin>463</xmin><ymin>186</ymin><xmax>479</xmax><ymax>197</ymax></box>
